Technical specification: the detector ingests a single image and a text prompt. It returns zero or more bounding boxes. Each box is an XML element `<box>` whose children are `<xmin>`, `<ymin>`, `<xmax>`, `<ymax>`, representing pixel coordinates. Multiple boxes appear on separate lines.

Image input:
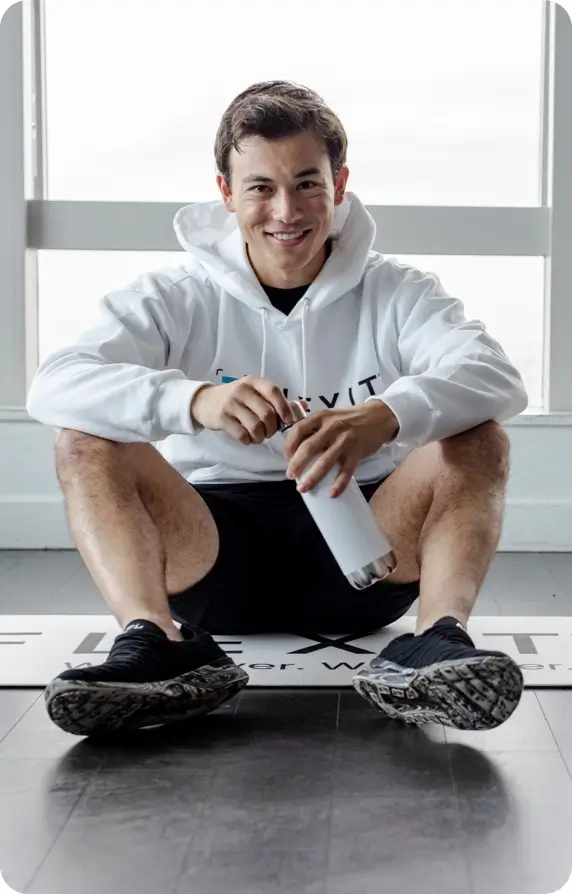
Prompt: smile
<box><xmin>265</xmin><ymin>229</ymin><xmax>312</xmax><ymax>246</ymax></box>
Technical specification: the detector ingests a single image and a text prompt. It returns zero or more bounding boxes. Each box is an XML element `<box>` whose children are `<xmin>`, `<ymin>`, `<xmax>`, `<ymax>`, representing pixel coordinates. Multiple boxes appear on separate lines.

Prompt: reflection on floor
<box><xmin>1</xmin><ymin>549</ymin><xmax>571</xmax><ymax>894</ymax></box>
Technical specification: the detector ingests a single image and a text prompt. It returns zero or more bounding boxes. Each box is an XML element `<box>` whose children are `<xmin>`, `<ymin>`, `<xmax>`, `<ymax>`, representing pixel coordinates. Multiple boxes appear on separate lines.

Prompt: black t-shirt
<box><xmin>258</xmin><ymin>239</ymin><xmax>332</xmax><ymax>316</ymax></box>
<box><xmin>261</xmin><ymin>282</ymin><xmax>310</xmax><ymax>316</ymax></box>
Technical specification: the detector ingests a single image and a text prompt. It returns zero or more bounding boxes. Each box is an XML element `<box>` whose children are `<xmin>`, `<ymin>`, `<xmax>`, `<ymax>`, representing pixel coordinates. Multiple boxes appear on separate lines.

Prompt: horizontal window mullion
<box><xmin>27</xmin><ymin>201</ymin><xmax>550</xmax><ymax>257</ymax></box>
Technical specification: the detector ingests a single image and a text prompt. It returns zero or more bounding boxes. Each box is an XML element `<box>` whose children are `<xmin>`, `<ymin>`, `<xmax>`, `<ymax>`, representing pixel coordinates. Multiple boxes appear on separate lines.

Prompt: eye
<box><xmin>248</xmin><ymin>181</ymin><xmax>320</xmax><ymax>193</ymax></box>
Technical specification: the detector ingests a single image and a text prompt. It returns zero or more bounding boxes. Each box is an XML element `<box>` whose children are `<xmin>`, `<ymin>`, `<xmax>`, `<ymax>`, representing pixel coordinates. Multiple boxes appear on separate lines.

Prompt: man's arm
<box><xmin>366</xmin><ymin>270</ymin><xmax>529</xmax><ymax>448</ymax></box>
<box><xmin>26</xmin><ymin>288</ymin><xmax>213</xmax><ymax>442</ymax></box>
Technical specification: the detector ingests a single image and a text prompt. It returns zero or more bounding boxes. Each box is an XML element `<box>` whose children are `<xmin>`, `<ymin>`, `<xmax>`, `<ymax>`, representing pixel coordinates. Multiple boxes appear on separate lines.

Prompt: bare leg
<box><xmin>55</xmin><ymin>431</ymin><xmax>219</xmax><ymax>641</ymax></box>
<box><xmin>369</xmin><ymin>420</ymin><xmax>511</xmax><ymax>635</ymax></box>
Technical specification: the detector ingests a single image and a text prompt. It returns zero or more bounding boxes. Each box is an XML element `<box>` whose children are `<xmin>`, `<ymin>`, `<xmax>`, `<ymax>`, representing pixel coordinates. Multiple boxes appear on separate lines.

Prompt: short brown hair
<box><xmin>214</xmin><ymin>80</ymin><xmax>348</xmax><ymax>188</ymax></box>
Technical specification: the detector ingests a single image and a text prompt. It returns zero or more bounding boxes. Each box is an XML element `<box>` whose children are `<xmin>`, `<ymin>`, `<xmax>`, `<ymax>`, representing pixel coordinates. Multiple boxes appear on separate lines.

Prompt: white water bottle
<box><xmin>280</xmin><ymin>401</ymin><xmax>397</xmax><ymax>589</ymax></box>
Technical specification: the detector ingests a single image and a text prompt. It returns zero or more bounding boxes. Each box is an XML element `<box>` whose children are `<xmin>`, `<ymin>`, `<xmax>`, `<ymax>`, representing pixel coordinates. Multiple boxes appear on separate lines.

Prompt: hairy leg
<box><xmin>55</xmin><ymin>431</ymin><xmax>219</xmax><ymax>640</ymax></box>
<box><xmin>368</xmin><ymin>421</ymin><xmax>510</xmax><ymax>634</ymax></box>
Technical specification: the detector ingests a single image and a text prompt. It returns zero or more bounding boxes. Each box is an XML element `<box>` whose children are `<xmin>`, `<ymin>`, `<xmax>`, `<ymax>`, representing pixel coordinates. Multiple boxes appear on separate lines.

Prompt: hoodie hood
<box><xmin>173</xmin><ymin>191</ymin><xmax>377</xmax><ymax>408</ymax></box>
<box><xmin>173</xmin><ymin>191</ymin><xmax>376</xmax><ymax>313</ymax></box>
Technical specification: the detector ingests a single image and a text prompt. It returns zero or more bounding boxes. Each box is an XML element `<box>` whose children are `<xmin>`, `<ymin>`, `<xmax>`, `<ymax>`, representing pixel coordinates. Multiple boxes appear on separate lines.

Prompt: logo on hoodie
<box><xmin>217</xmin><ymin>371</ymin><xmax>382</xmax><ymax>408</ymax></box>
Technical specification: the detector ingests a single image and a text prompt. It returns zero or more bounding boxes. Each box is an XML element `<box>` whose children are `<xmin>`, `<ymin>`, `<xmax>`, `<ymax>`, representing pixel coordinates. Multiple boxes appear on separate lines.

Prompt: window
<box><xmin>37</xmin><ymin>251</ymin><xmax>188</xmax><ymax>358</ymax></box>
<box><xmin>34</xmin><ymin>1</ymin><xmax>546</xmax><ymax>414</ymax></box>
<box><xmin>44</xmin><ymin>0</ymin><xmax>545</xmax><ymax>205</ymax></box>
<box><xmin>38</xmin><ymin>252</ymin><xmax>543</xmax><ymax>411</ymax></box>
<box><xmin>394</xmin><ymin>255</ymin><xmax>544</xmax><ymax>410</ymax></box>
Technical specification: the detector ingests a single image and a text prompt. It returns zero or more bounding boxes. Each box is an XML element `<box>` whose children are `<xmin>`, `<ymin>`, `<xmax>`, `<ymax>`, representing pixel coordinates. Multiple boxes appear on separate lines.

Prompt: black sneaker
<box><xmin>45</xmin><ymin>619</ymin><xmax>249</xmax><ymax>737</ymax></box>
<box><xmin>352</xmin><ymin>616</ymin><xmax>524</xmax><ymax>731</ymax></box>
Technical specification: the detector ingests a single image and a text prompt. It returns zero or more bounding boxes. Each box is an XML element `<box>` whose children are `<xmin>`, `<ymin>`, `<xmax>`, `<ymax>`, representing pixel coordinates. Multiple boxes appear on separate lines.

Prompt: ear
<box><xmin>333</xmin><ymin>165</ymin><xmax>350</xmax><ymax>206</ymax></box>
<box><xmin>216</xmin><ymin>174</ymin><xmax>236</xmax><ymax>212</ymax></box>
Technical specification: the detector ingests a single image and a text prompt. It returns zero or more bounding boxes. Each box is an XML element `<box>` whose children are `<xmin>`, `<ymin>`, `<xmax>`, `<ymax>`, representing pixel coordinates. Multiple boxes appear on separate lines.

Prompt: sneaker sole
<box><xmin>45</xmin><ymin>660</ymin><xmax>249</xmax><ymax>737</ymax></box>
<box><xmin>352</xmin><ymin>653</ymin><xmax>524</xmax><ymax>731</ymax></box>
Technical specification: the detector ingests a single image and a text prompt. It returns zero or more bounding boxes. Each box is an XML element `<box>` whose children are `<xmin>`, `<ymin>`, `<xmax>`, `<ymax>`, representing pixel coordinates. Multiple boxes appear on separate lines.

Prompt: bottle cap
<box><xmin>278</xmin><ymin>400</ymin><xmax>307</xmax><ymax>433</ymax></box>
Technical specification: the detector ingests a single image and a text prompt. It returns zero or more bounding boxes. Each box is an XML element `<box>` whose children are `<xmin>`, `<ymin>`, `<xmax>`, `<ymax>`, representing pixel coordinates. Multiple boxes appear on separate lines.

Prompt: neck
<box><xmin>247</xmin><ymin>239</ymin><xmax>331</xmax><ymax>289</ymax></box>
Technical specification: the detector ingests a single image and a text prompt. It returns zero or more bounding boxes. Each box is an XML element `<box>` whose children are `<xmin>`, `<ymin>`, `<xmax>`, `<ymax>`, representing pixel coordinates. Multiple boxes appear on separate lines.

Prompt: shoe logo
<box><xmin>456</xmin><ymin>622</ymin><xmax>466</xmax><ymax>631</ymax></box>
<box><xmin>126</xmin><ymin>624</ymin><xmax>145</xmax><ymax>631</ymax></box>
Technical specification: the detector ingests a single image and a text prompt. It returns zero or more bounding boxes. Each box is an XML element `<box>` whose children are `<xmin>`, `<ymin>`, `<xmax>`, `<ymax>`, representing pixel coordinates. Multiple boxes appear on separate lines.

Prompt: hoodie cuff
<box><xmin>157</xmin><ymin>379</ymin><xmax>215</xmax><ymax>436</ymax></box>
<box><xmin>365</xmin><ymin>386</ymin><xmax>434</xmax><ymax>448</ymax></box>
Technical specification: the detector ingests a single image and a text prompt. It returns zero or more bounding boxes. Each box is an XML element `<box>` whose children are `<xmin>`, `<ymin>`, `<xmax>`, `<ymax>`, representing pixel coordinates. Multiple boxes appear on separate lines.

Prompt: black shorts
<box><xmin>169</xmin><ymin>476</ymin><xmax>420</xmax><ymax>635</ymax></box>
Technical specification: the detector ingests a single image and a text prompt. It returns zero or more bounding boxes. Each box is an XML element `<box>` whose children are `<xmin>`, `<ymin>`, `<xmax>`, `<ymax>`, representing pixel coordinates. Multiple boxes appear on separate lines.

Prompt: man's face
<box><xmin>217</xmin><ymin>132</ymin><xmax>349</xmax><ymax>289</ymax></box>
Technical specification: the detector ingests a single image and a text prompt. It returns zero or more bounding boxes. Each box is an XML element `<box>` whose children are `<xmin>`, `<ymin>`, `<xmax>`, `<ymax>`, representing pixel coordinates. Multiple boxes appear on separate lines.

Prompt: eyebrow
<box><xmin>241</xmin><ymin>167</ymin><xmax>322</xmax><ymax>184</ymax></box>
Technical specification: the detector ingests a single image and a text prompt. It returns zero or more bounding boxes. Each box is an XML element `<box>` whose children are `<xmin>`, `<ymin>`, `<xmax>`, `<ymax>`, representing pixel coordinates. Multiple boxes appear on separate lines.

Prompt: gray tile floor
<box><xmin>1</xmin><ymin>550</ymin><xmax>572</xmax><ymax>894</ymax></box>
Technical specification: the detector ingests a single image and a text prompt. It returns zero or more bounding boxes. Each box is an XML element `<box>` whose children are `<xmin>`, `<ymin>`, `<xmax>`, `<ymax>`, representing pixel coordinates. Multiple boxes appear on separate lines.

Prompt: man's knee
<box><xmin>54</xmin><ymin>430</ymin><xmax>122</xmax><ymax>479</ymax></box>
<box><xmin>440</xmin><ymin>420</ymin><xmax>510</xmax><ymax>482</ymax></box>
<box><xmin>56</xmin><ymin>429</ymin><xmax>97</xmax><ymax>459</ymax></box>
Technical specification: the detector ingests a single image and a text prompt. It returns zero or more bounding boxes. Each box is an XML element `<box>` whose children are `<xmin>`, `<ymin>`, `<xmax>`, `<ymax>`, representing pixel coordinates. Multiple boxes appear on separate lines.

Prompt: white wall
<box><xmin>1</xmin><ymin>415</ymin><xmax>571</xmax><ymax>551</ymax></box>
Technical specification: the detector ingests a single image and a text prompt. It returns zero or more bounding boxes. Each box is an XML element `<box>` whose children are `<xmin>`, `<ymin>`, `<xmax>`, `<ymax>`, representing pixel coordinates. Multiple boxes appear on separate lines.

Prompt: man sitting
<box><xmin>26</xmin><ymin>80</ymin><xmax>528</xmax><ymax>738</ymax></box>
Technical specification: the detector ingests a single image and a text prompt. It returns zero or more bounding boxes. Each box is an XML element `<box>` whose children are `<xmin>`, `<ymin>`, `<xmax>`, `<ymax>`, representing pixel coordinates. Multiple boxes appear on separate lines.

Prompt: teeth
<box><xmin>271</xmin><ymin>231</ymin><xmax>305</xmax><ymax>241</ymax></box>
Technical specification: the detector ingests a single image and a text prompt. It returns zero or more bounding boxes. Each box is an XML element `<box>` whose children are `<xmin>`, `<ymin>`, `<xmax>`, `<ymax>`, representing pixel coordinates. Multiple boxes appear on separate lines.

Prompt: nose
<box><xmin>271</xmin><ymin>190</ymin><xmax>304</xmax><ymax>224</ymax></box>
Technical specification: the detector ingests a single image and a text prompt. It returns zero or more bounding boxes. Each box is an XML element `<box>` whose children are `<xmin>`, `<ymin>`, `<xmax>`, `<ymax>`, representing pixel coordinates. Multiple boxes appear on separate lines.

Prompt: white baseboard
<box><xmin>501</xmin><ymin>499</ymin><xmax>572</xmax><ymax>550</ymax></box>
<box><xmin>1</xmin><ymin>494</ymin><xmax>571</xmax><ymax>551</ymax></box>
<box><xmin>2</xmin><ymin>417</ymin><xmax>572</xmax><ymax>550</ymax></box>
<box><xmin>0</xmin><ymin>495</ymin><xmax>74</xmax><ymax>548</ymax></box>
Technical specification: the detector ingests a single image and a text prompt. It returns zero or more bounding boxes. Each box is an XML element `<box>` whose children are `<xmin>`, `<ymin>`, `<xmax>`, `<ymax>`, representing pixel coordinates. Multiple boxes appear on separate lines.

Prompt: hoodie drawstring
<box><xmin>259</xmin><ymin>307</ymin><xmax>269</xmax><ymax>381</ymax></box>
<box><xmin>259</xmin><ymin>299</ymin><xmax>311</xmax><ymax>460</ymax></box>
<box><xmin>259</xmin><ymin>308</ymin><xmax>283</xmax><ymax>458</ymax></box>
<box><xmin>259</xmin><ymin>299</ymin><xmax>311</xmax><ymax>404</ymax></box>
<box><xmin>300</xmin><ymin>296</ymin><xmax>310</xmax><ymax>403</ymax></box>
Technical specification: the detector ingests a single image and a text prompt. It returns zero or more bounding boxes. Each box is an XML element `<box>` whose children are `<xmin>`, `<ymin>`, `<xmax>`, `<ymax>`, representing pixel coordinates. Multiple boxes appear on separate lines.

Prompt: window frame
<box><xmin>0</xmin><ymin>0</ymin><xmax>569</xmax><ymax>418</ymax></box>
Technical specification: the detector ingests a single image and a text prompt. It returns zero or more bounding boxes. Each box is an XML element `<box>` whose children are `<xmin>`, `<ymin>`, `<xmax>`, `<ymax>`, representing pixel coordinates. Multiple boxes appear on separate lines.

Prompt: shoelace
<box><xmin>107</xmin><ymin>631</ymin><xmax>169</xmax><ymax>673</ymax></box>
<box><xmin>424</xmin><ymin>624</ymin><xmax>474</xmax><ymax>649</ymax></box>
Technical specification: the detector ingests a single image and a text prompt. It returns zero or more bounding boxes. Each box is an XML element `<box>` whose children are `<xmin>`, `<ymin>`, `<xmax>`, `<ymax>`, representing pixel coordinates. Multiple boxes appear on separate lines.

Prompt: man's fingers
<box><xmin>234</xmin><ymin>402</ymin><xmax>275</xmax><ymax>444</ymax></box>
<box><xmin>255</xmin><ymin>378</ymin><xmax>293</xmax><ymax>424</ymax></box>
<box><xmin>239</xmin><ymin>393</ymin><xmax>281</xmax><ymax>439</ymax></box>
<box><xmin>283</xmin><ymin>415</ymin><xmax>322</xmax><ymax>460</ymax></box>
<box><xmin>330</xmin><ymin>461</ymin><xmax>356</xmax><ymax>498</ymax></box>
<box><xmin>296</xmin><ymin>443</ymin><xmax>345</xmax><ymax>492</ymax></box>
<box><xmin>286</xmin><ymin>427</ymin><xmax>333</xmax><ymax>478</ymax></box>
<box><xmin>300</xmin><ymin>451</ymin><xmax>357</xmax><ymax>496</ymax></box>
<box><xmin>224</xmin><ymin>414</ymin><xmax>253</xmax><ymax>445</ymax></box>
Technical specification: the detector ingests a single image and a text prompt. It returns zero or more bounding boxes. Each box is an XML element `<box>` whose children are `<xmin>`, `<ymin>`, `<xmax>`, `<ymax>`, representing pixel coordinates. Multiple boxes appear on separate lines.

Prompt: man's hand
<box><xmin>191</xmin><ymin>375</ymin><xmax>293</xmax><ymax>444</ymax></box>
<box><xmin>283</xmin><ymin>401</ymin><xmax>400</xmax><ymax>497</ymax></box>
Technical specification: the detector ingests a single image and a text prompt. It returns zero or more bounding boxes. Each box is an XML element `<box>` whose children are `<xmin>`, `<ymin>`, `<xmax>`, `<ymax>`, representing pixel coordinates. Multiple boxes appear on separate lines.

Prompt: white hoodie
<box><xmin>26</xmin><ymin>191</ymin><xmax>528</xmax><ymax>485</ymax></box>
